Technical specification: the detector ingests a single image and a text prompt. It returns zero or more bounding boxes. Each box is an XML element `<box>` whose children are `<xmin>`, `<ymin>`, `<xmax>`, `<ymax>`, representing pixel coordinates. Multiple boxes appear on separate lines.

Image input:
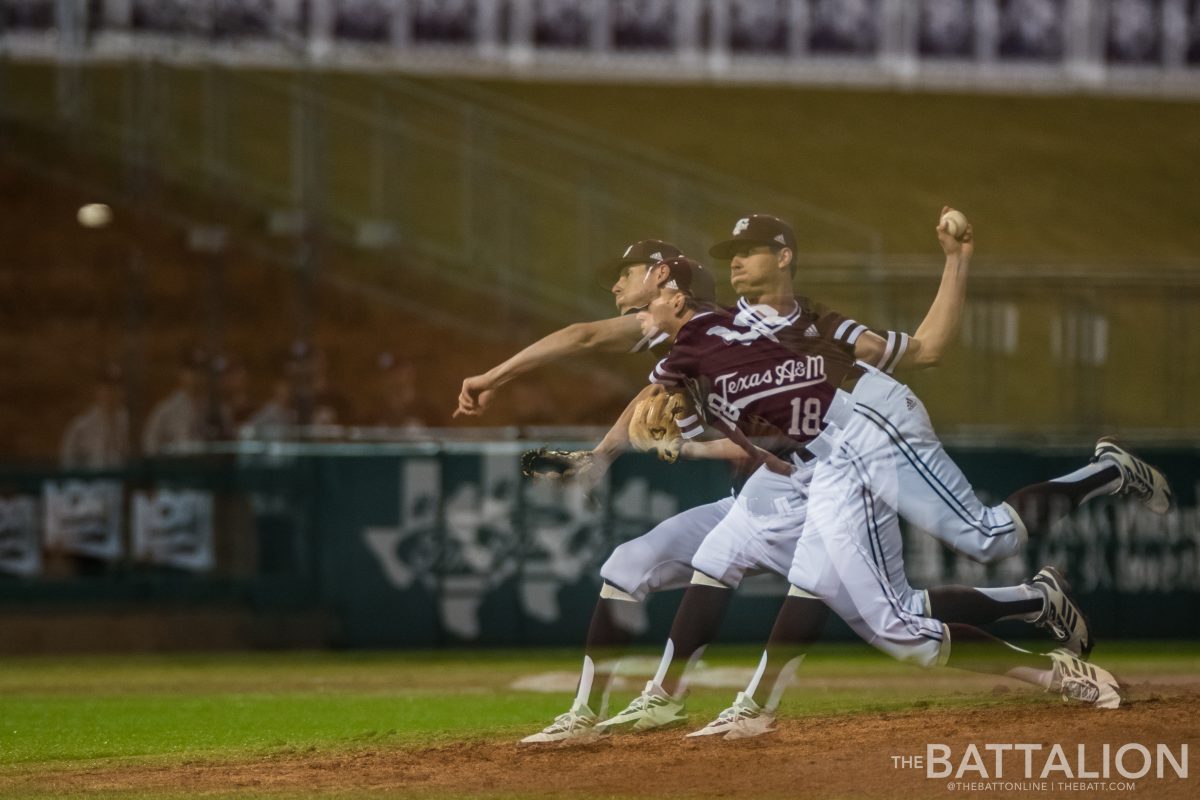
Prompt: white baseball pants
<box><xmin>600</xmin><ymin>497</ymin><xmax>734</xmax><ymax>601</ymax></box>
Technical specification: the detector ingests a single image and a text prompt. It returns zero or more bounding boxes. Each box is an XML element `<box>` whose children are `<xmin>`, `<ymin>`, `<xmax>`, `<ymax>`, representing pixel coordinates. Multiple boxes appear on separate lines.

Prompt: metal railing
<box><xmin>1</xmin><ymin>1</ymin><xmax>1197</xmax><ymax>96</ymax></box>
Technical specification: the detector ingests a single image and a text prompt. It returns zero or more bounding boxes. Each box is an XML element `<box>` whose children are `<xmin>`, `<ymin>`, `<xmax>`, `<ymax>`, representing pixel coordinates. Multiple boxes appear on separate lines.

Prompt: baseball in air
<box><xmin>77</xmin><ymin>203</ymin><xmax>113</xmax><ymax>229</ymax></box>
<box><xmin>940</xmin><ymin>209</ymin><xmax>968</xmax><ymax>241</ymax></box>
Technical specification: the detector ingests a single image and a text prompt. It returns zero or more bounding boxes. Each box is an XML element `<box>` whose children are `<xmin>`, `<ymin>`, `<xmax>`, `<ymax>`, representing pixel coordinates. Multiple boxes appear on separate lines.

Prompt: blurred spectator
<box><xmin>60</xmin><ymin>364</ymin><xmax>129</xmax><ymax>469</ymax></box>
<box><xmin>729</xmin><ymin>0</ymin><xmax>788</xmax><ymax>55</ymax></box>
<box><xmin>286</xmin><ymin>340</ymin><xmax>349</xmax><ymax>426</ymax></box>
<box><xmin>412</xmin><ymin>0</ymin><xmax>475</xmax><ymax>43</ymax></box>
<box><xmin>142</xmin><ymin>347</ymin><xmax>211</xmax><ymax>455</ymax></box>
<box><xmin>612</xmin><ymin>0</ymin><xmax>674</xmax><ymax>50</ymax></box>
<box><xmin>1</xmin><ymin>0</ymin><xmax>54</xmax><ymax>30</ymax></box>
<box><xmin>998</xmin><ymin>0</ymin><xmax>1064</xmax><ymax>60</ymax></box>
<box><xmin>312</xmin><ymin>351</ymin><xmax>349</xmax><ymax>426</ymax></box>
<box><xmin>334</xmin><ymin>0</ymin><xmax>393</xmax><ymax>42</ymax></box>
<box><xmin>373</xmin><ymin>352</ymin><xmax>429</xmax><ymax>429</ymax></box>
<box><xmin>215</xmin><ymin>354</ymin><xmax>255</xmax><ymax>434</ymax></box>
<box><xmin>534</xmin><ymin>0</ymin><xmax>592</xmax><ymax>48</ymax></box>
<box><xmin>809</xmin><ymin>0</ymin><xmax>879</xmax><ymax>55</ymax></box>
<box><xmin>1106</xmin><ymin>0</ymin><xmax>1161</xmax><ymax>64</ymax></box>
<box><xmin>919</xmin><ymin>0</ymin><xmax>974</xmax><ymax>58</ymax></box>
<box><xmin>242</xmin><ymin>378</ymin><xmax>296</xmax><ymax>439</ymax></box>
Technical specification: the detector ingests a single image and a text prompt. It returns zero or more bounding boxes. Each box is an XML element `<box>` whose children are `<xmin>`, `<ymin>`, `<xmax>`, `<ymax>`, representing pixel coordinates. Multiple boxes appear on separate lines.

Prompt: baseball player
<box><xmin>461</xmin><ymin>215</ymin><xmax>1120</xmax><ymax>744</ymax></box>
<box><xmin>671</xmin><ymin>217</ymin><xmax>1167</xmax><ymax>736</ymax></box>
<box><xmin>604</xmin><ymin>246</ymin><xmax>1170</xmax><ymax>736</ymax></box>
<box><xmin>457</xmin><ymin>239</ymin><xmax>750</xmax><ymax>741</ymax></box>
<box><xmin>584</xmin><ymin>215</ymin><xmax>1078</xmax><ymax>738</ymax></box>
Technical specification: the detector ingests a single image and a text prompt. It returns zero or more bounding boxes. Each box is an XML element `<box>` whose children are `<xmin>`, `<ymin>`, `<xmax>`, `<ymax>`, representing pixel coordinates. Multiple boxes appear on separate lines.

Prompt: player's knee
<box><xmin>690</xmin><ymin>549</ymin><xmax>739</xmax><ymax>589</ymax></box>
<box><xmin>960</xmin><ymin>506</ymin><xmax>1027</xmax><ymax>564</ymax></box>
<box><xmin>873</xmin><ymin>636</ymin><xmax>944</xmax><ymax>669</ymax></box>
<box><xmin>599</xmin><ymin>582</ymin><xmax>639</xmax><ymax>602</ymax></box>
<box><xmin>957</xmin><ymin>531</ymin><xmax>1023</xmax><ymax>565</ymax></box>
<box><xmin>689</xmin><ymin>569</ymin><xmax>733</xmax><ymax>589</ymax></box>
<box><xmin>599</xmin><ymin>540</ymin><xmax>655</xmax><ymax>597</ymax></box>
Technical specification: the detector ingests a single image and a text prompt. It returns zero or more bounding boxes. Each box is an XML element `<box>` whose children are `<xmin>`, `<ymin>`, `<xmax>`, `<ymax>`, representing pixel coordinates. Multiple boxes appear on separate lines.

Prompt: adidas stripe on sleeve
<box><xmin>876</xmin><ymin>330</ymin><xmax>910</xmax><ymax>374</ymax></box>
<box><xmin>649</xmin><ymin>358</ymin><xmax>685</xmax><ymax>388</ymax></box>
<box><xmin>674</xmin><ymin>410</ymin><xmax>705</xmax><ymax>440</ymax></box>
<box><xmin>830</xmin><ymin>317</ymin><xmax>869</xmax><ymax>346</ymax></box>
<box><xmin>648</xmin><ymin>359</ymin><xmax>705</xmax><ymax>439</ymax></box>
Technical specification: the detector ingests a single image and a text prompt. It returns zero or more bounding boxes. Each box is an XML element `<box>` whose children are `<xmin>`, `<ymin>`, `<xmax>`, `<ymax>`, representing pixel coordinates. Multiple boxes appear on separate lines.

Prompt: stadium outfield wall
<box><xmin>1</xmin><ymin>443</ymin><xmax>1196</xmax><ymax>652</ymax></box>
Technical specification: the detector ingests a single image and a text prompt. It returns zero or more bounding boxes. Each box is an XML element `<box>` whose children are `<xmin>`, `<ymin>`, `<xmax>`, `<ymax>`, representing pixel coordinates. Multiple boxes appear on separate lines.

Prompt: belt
<box><xmin>790</xmin><ymin>447</ymin><xmax>814</xmax><ymax>465</ymax></box>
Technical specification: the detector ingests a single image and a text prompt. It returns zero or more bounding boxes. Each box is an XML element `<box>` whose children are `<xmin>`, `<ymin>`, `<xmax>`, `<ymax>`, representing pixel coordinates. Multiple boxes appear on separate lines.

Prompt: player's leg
<box><xmin>701</xmin><ymin>566</ymin><xmax>1086</xmax><ymax>742</ymax></box>
<box><xmin>925</xmin><ymin>566</ymin><xmax>1093</xmax><ymax>657</ymax></box>
<box><xmin>597</xmin><ymin>463</ymin><xmax>810</xmax><ymax>733</ymax></box>
<box><xmin>1007</xmin><ymin>436</ymin><xmax>1173</xmax><ymax>526</ymax></box>
<box><xmin>796</xmin><ymin>453</ymin><xmax>1120</xmax><ymax>709</ymax></box>
<box><xmin>590</xmin><ymin>578</ymin><xmax>727</xmax><ymax>733</ymax></box>
<box><xmin>692</xmin><ymin>435</ymin><xmax>925</xmax><ymax>739</ymax></box>
<box><xmin>659</xmin><ymin>463</ymin><xmax>810</xmax><ymax>697</ymax></box>
<box><xmin>520</xmin><ymin>496</ymin><xmax>732</xmax><ymax>743</ymax></box>
<box><xmin>940</xmin><ymin>624</ymin><xmax>1119</xmax><ymax>709</ymax></box>
<box><xmin>686</xmin><ymin>587</ymin><xmax>828</xmax><ymax>739</ymax></box>
<box><xmin>692</xmin><ymin>441</ymin><xmax>1095</xmax><ymax>740</ymax></box>
<box><xmin>829</xmin><ymin>373</ymin><xmax>1100</xmax><ymax>653</ymax></box>
<box><xmin>848</xmin><ymin>373</ymin><xmax>1171</xmax><ymax>567</ymax></box>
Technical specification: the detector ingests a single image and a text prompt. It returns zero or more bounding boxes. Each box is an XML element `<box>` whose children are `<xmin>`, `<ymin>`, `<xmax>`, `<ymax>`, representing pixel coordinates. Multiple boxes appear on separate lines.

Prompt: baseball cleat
<box><xmin>686</xmin><ymin>692</ymin><xmax>776</xmax><ymax>740</ymax></box>
<box><xmin>1047</xmin><ymin>648</ymin><xmax>1122</xmax><ymax>710</ymax></box>
<box><xmin>520</xmin><ymin>700</ymin><xmax>604</xmax><ymax>744</ymax></box>
<box><xmin>1093</xmin><ymin>437</ymin><xmax>1173</xmax><ymax>514</ymax></box>
<box><xmin>594</xmin><ymin>680</ymin><xmax>687</xmax><ymax>732</ymax></box>
<box><xmin>1029</xmin><ymin>566</ymin><xmax>1094</xmax><ymax>659</ymax></box>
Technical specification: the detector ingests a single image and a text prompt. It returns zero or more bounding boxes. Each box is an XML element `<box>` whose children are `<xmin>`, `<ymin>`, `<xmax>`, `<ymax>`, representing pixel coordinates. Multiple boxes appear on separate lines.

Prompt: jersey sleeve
<box><xmin>813</xmin><ymin>304</ymin><xmax>909</xmax><ymax>374</ymax></box>
<box><xmin>648</xmin><ymin>338</ymin><xmax>710</xmax><ymax>438</ymax></box>
<box><xmin>674</xmin><ymin>405</ymin><xmax>705</xmax><ymax>440</ymax></box>
<box><xmin>648</xmin><ymin>356</ymin><xmax>686</xmax><ymax>388</ymax></box>
<box><xmin>813</xmin><ymin>306</ymin><xmax>868</xmax><ymax>347</ymax></box>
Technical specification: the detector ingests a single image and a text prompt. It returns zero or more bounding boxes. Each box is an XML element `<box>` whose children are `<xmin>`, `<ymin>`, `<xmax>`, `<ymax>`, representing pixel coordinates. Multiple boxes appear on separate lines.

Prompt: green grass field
<box><xmin>2</xmin><ymin>642</ymin><xmax>1198</xmax><ymax>798</ymax></box>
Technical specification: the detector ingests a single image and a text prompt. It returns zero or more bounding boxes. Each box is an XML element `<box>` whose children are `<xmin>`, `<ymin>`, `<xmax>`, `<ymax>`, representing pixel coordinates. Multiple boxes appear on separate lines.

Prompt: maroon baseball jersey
<box><xmin>648</xmin><ymin>298</ymin><xmax>867</xmax><ymax>459</ymax></box>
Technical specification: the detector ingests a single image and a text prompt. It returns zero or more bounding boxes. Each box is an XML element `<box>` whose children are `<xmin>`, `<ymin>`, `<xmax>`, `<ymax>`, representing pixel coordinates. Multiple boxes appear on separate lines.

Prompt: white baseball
<box><xmin>940</xmin><ymin>209</ymin><xmax>968</xmax><ymax>241</ymax></box>
<box><xmin>77</xmin><ymin>203</ymin><xmax>113</xmax><ymax>229</ymax></box>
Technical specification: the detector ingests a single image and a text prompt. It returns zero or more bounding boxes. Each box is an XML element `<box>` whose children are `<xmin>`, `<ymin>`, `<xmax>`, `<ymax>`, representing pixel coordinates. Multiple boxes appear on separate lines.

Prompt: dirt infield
<box><xmin>8</xmin><ymin>683</ymin><xmax>1199</xmax><ymax>799</ymax></box>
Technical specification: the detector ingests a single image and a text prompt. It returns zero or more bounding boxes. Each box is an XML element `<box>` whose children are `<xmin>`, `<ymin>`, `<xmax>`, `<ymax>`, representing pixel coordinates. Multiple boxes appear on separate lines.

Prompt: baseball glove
<box><xmin>520</xmin><ymin>448</ymin><xmax>595</xmax><ymax>480</ymax></box>
<box><xmin>629</xmin><ymin>390</ymin><xmax>694</xmax><ymax>464</ymax></box>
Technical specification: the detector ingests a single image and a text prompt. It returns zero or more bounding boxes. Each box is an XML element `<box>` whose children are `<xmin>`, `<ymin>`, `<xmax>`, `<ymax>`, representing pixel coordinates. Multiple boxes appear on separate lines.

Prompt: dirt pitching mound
<box><xmin>10</xmin><ymin>683</ymin><xmax>1200</xmax><ymax>799</ymax></box>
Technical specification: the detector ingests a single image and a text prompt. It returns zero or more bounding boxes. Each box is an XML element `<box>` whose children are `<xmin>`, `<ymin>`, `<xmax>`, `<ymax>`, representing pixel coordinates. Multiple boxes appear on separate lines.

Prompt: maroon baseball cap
<box><xmin>652</xmin><ymin>256</ymin><xmax>717</xmax><ymax>303</ymax></box>
<box><xmin>607</xmin><ymin>239</ymin><xmax>685</xmax><ymax>271</ymax></box>
<box><xmin>708</xmin><ymin>214</ymin><xmax>797</xmax><ymax>259</ymax></box>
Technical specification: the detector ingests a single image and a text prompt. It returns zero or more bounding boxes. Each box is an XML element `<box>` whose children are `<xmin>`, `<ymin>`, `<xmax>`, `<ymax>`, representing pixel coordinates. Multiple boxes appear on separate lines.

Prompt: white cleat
<box><xmin>686</xmin><ymin>692</ymin><xmax>776</xmax><ymax>740</ymax></box>
<box><xmin>1094</xmin><ymin>437</ymin><xmax>1173</xmax><ymax>515</ymax></box>
<box><xmin>1048</xmin><ymin>648</ymin><xmax>1122</xmax><ymax>709</ymax></box>
<box><xmin>520</xmin><ymin>701</ymin><xmax>604</xmax><ymax>744</ymax></box>
<box><xmin>594</xmin><ymin>681</ymin><xmax>687</xmax><ymax>732</ymax></box>
<box><xmin>1029</xmin><ymin>566</ymin><xmax>1094</xmax><ymax>659</ymax></box>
